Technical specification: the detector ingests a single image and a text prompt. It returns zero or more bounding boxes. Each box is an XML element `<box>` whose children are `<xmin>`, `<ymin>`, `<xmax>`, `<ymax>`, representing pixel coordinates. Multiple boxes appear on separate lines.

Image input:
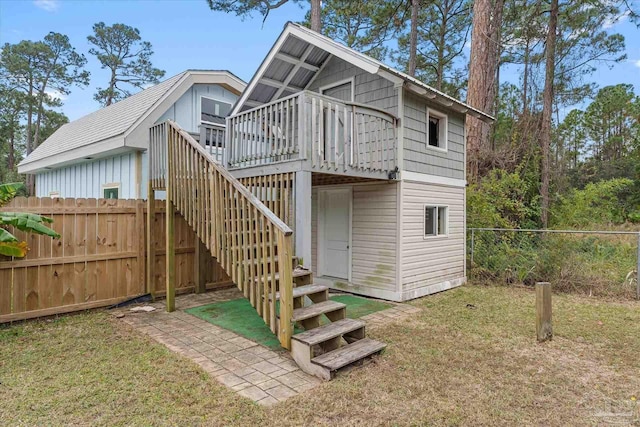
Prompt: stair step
<box><xmin>241</xmin><ymin>256</ymin><xmax>299</xmax><ymax>266</ymax></box>
<box><xmin>292</xmin><ymin>300</ymin><xmax>346</xmax><ymax>322</ymax></box>
<box><xmin>254</xmin><ymin>268</ymin><xmax>312</xmax><ymax>283</ymax></box>
<box><xmin>292</xmin><ymin>318</ymin><xmax>365</xmax><ymax>347</ymax></box>
<box><xmin>311</xmin><ymin>338</ymin><xmax>386</xmax><ymax>372</ymax></box>
<box><xmin>274</xmin><ymin>284</ymin><xmax>328</xmax><ymax>300</ymax></box>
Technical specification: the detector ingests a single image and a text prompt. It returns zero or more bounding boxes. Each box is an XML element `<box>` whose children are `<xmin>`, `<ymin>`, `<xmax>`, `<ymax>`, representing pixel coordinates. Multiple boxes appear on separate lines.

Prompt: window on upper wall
<box><xmin>427</xmin><ymin>108</ymin><xmax>448</xmax><ymax>151</ymax></box>
<box><xmin>424</xmin><ymin>205</ymin><xmax>448</xmax><ymax>237</ymax></box>
<box><xmin>201</xmin><ymin>97</ymin><xmax>232</xmax><ymax>125</ymax></box>
<box><xmin>102</xmin><ymin>183</ymin><xmax>120</xmax><ymax>200</ymax></box>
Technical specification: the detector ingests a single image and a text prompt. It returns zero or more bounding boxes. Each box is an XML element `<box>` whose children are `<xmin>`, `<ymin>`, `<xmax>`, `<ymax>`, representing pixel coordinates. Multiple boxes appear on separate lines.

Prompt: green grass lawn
<box><xmin>1</xmin><ymin>285</ymin><xmax>639</xmax><ymax>426</ymax></box>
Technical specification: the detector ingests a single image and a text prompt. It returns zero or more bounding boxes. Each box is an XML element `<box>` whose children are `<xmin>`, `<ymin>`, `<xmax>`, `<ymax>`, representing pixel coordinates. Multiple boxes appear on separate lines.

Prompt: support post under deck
<box><xmin>295</xmin><ymin>170</ymin><xmax>313</xmax><ymax>269</ymax></box>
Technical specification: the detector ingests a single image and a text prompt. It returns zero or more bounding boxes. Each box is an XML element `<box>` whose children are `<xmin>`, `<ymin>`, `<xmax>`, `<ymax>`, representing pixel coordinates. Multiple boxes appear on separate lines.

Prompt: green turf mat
<box><xmin>329</xmin><ymin>294</ymin><xmax>394</xmax><ymax>318</ymax></box>
<box><xmin>185</xmin><ymin>294</ymin><xmax>393</xmax><ymax>350</ymax></box>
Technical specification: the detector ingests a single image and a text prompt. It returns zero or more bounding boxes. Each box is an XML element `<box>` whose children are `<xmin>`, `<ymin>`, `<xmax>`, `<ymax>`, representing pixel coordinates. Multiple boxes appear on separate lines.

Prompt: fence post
<box><xmin>535</xmin><ymin>282</ymin><xmax>552</xmax><ymax>342</ymax></box>
<box><xmin>166</xmin><ymin>128</ymin><xmax>176</xmax><ymax>313</ymax></box>
<box><xmin>470</xmin><ymin>228</ymin><xmax>475</xmax><ymax>266</ymax></box>
<box><xmin>146</xmin><ymin>182</ymin><xmax>156</xmax><ymax>299</ymax></box>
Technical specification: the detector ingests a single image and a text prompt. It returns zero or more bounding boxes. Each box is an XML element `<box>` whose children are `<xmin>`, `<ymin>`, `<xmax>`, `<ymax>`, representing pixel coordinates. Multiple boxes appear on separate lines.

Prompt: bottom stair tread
<box><xmin>311</xmin><ymin>338</ymin><xmax>386</xmax><ymax>371</ymax></box>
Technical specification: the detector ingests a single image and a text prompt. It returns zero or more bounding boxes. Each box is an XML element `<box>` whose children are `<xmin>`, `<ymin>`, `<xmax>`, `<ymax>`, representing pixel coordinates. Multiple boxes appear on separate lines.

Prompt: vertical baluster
<box><xmin>343</xmin><ymin>103</ymin><xmax>349</xmax><ymax>172</ymax></box>
<box><xmin>268</xmin><ymin>224</ymin><xmax>277</xmax><ymax>335</ymax></box>
<box><xmin>318</xmin><ymin>98</ymin><xmax>324</xmax><ymax>168</ymax></box>
<box><xmin>334</xmin><ymin>103</ymin><xmax>339</xmax><ymax>171</ymax></box>
<box><xmin>260</xmin><ymin>215</ymin><xmax>269</xmax><ymax>323</ymax></box>
<box><xmin>311</xmin><ymin>97</ymin><xmax>317</xmax><ymax>168</ymax></box>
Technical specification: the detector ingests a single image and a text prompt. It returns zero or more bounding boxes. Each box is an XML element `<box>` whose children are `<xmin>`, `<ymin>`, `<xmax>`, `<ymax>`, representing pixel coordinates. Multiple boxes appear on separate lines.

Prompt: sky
<box><xmin>0</xmin><ymin>0</ymin><xmax>639</xmax><ymax>122</ymax></box>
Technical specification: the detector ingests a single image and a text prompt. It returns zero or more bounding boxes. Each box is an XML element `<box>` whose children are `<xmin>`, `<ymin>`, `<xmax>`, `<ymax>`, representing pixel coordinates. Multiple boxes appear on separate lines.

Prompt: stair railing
<box><xmin>150</xmin><ymin>120</ymin><xmax>295</xmax><ymax>349</ymax></box>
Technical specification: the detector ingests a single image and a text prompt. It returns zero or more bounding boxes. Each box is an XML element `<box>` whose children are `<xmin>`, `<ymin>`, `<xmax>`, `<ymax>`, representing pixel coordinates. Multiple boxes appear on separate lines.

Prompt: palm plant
<box><xmin>0</xmin><ymin>183</ymin><xmax>60</xmax><ymax>257</ymax></box>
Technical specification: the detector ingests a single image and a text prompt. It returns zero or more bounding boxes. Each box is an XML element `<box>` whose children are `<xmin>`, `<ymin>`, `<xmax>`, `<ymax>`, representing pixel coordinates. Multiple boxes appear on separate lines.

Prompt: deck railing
<box><xmin>150</xmin><ymin>120</ymin><xmax>295</xmax><ymax>349</ymax></box>
<box><xmin>227</xmin><ymin>91</ymin><xmax>398</xmax><ymax>173</ymax></box>
<box><xmin>199</xmin><ymin>123</ymin><xmax>226</xmax><ymax>164</ymax></box>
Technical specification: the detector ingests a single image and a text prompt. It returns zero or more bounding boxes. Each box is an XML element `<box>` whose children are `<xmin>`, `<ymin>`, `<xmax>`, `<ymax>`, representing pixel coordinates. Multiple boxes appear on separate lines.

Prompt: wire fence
<box><xmin>467</xmin><ymin>228</ymin><xmax>640</xmax><ymax>300</ymax></box>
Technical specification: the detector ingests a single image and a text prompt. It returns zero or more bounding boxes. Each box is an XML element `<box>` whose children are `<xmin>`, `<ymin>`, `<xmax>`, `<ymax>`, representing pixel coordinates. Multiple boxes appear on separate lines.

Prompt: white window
<box><xmin>201</xmin><ymin>97</ymin><xmax>232</xmax><ymax>125</ymax></box>
<box><xmin>319</xmin><ymin>77</ymin><xmax>355</xmax><ymax>102</ymax></box>
<box><xmin>102</xmin><ymin>183</ymin><xmax>120</xmax><ymax>199</ymax></box>
<box><xmin>424</xmin><ymin>205</ymin><xmax>448</xmax><ymax>237</ymax></box>
<box><xmin>427</xmin><ymin>108</ymin><xmax>448</xmax><ymax>151</ymax></box>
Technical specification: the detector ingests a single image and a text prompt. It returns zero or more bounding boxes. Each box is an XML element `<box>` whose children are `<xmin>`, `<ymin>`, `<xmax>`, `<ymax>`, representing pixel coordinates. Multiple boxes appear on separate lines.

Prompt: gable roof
<box><xmin>233</xmin><ymin>22</ymin><xmax>494</xmax><ymax>123</ymax></box>
<box><xmin>20</xmin><ymin>70</ymin><xmax>245</xmax><ymax>173</ymax></box>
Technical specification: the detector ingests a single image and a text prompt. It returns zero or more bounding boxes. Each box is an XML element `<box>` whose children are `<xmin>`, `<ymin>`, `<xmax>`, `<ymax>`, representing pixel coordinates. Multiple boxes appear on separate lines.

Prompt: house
<box><xmin>20</xmin><ymin>23</ymin><xmax>494</xmax><ymax>379</ymax></box>
<box><xmin>18</xmin><ymin>70</ymin><xmax>246</xmax><ymax>199</ymax></box>
<box><xmin>222</xmin><ymin>23</ymin><xmax>494</xmax><ymax>303</ymax></box>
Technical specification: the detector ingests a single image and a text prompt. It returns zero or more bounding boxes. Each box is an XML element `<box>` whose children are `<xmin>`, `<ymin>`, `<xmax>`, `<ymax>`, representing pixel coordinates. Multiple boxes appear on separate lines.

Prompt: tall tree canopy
<box><xmin>0</xmin><ymin>32</ymin><xmax>88</xmax><ymax>193</ymax></box>
<box><xmin>207</xmin><ymin>0</ymin><xmax>323</xmax><ymax>31</ymax></box>
<box><xmin>396</xmin><ymin>0</ymin><xmax>471</xmax><ymax>97</ymax></box>
<box><xmin>87</xmin><ymin>22</ymin><xmax>165</xmax><ymax>107</ymax></box>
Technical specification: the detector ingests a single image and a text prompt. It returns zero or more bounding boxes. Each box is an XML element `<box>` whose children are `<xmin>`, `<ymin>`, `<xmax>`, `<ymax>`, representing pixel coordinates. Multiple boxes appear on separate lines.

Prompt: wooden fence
<box><xmin>0</xmin><ymin>197</ymin><xmax>231</xmax><ymax>323</ymax></box>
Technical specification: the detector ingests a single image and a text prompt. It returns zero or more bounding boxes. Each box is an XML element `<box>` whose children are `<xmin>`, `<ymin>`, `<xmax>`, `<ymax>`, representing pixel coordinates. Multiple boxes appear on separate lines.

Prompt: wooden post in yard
<box><xmin>535</xmin><ymin>282</ymin><xmax>552</xmax><ymax>342</ymax></box>
<box><xmin>146</xmin><ymin>181</ymin><xmax>156</xmax><ymax>299</ymax></box>
<box><xmin>166</xmin><ymin>128</ymin><xmax>176</xmax><ymax>313</ymax></box>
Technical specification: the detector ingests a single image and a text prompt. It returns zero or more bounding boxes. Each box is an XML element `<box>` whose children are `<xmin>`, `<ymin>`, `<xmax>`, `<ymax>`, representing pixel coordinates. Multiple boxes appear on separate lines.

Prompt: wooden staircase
<box><xmin>149</xmin><ymin>120</ymin><xmax>385</xmax><ymax>380</ymax></box>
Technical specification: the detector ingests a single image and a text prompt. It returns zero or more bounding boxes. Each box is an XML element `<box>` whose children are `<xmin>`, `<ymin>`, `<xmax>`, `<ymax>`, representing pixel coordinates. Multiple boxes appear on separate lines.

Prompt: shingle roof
<box><xmin>21</xmin><ymin>71</ymin><xmax>188</xmax><ymax>166</ymax></box>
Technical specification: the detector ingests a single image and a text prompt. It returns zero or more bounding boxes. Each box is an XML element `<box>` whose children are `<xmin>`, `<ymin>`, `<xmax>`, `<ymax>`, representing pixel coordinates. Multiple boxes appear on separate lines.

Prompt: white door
<box><xmin>319</xmin><ymin>188</ymin><xmax>351</xmax><ymax>280</ymax></box>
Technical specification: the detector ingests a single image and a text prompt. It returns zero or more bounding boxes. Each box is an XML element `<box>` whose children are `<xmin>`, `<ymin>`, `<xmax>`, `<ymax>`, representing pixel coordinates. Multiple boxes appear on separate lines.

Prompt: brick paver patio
<box><xmin>114</xmin><ymin>288</ymin><xmax>420</xmax><ymax>405</ymax></box>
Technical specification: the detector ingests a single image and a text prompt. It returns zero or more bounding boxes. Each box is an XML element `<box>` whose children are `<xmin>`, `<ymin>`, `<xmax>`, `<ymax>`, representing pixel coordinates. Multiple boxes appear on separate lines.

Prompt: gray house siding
<box><xmin>157</xmin><ymin>83</ymin><xmax>239</xmax><ymax>133</ymax></box>
<box><xmin>307</xmin><ymin>57</ymin><xmax>398</xmax><ymax>116</ymax></box>
<box><xmin>403</xmin><ymin>91</ymin><xmax>466</xmax><ymax>179</ymax></box>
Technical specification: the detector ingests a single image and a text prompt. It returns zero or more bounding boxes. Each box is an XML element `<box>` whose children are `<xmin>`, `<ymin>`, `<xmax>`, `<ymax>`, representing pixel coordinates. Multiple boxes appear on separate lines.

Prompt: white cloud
<box><xmin>45</xmin><ymin>89</ymin><xmax>67</xmax><ymax>101</ymax></box>
<box><xmin>633</xmin><ymin>60</ymin><xmax>640</xmax><ymax>69</ymax></box>
<box><xmin>33</xmin><ymin>0</ymin><xmax>60</xmax><ymax>12</ymax></box>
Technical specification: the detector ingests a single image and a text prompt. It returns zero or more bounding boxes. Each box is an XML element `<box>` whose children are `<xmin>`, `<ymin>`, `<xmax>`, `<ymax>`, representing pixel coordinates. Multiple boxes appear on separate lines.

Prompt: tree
<box><xmin>539</xmin><ymin>0</ymin><xmax>558</xmax><ymax>228</ymax></box>
<box><xmin>396</xmin><ymin>0</ymin><xmax>471</xmax><ymax>96</ymax></box>
<box><xmin>0</xmin><ymin>33</ymin><xmax>89</xmax><ymax>193</ymax></box>
<box><xmin>0</xmin><ymin>182</ymin><xmax>60</xmax><ymax>257</ymax></box>
<box><xmin>314</xmin><ymin>0</ymin><xmax>405</xmax><ymax>61</ymax></box>
<box><xmin>0</xmin><ymin>85</ymin><xmax>26</xmax><ymax>179</ymax></box>
<box><xmin>88</xmin><ymin>23</ymin><xmax>165</xmax><ymax>107</ymax></box>
<box><xmin>584</xmin><ymin>84</ymin><xmax>640</xmax><ymax>162</ymax></box>
<box><xmin>206</xmin><ymin>0</ymin><xmax>323</xmax><ymax>31</ymax></box>
<box><xmin>465</xmin><ymin>0</ymin><xmax>505</xmax><ymax>181</ymax></box>
<box><xmin>408</xmin><ymin>0</ymin><xmax>420</xmax><ymax>76</ymax></box>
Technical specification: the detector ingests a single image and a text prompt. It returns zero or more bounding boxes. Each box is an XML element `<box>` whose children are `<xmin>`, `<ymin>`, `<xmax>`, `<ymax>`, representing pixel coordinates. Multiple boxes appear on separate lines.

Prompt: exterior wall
<box><xmin>403</xmin><ymin>90</ymin><xmax>466</xmax><ymax>179</ymax></box>
<box><xmin>35</xmin><ymin>151</ymin><xmax>146</xmax><ymax>199</ymax></box>
<box><xmin>307</xmin><ymin>56</ymin><xmax>398</xmax><ymax>116</ymax></box>
<box><xmin>400</xmin><ymin>179</ymin><xmax>465</xmax><ymax>299</ymax></box>
<box><xmin>312</xmin><ymin>182</ymin><xmax>398</xmax><ymax>300</ymax></box>
<box><xmin>156</xmin><ymin>83</ymin><xmax>239</xmax><ymax>133</ymax></box>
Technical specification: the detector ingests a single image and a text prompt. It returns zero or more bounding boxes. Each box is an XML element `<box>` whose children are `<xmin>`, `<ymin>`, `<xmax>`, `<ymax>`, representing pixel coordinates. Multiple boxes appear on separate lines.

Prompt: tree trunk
<box><xmin>8</xmin><ymin>132</ymin><xmax>16</xmax><ymax>171</ymax></box>
<box><xmin>465</xmin><ymin>0</ymin><xmax>504</xmax><ymax>181</ymax></box>
<box><xmin>25</xmin><ymin>80</ymin><xmax>35</xmax><ymax>195</ymax></box>
<box><xmin>310</xmin><ymin>0</ymin><xmax>322</xmax><ymax>32</ymax></box>
<box><xmin>408</xmin><ymin>0</ymin><xmax>419</xmax><ymax>76</ymax></box>
<box><xmin>540</xmin><ymin>0</ymin><xmax>559</xmax><ymax>228</ymax></box>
